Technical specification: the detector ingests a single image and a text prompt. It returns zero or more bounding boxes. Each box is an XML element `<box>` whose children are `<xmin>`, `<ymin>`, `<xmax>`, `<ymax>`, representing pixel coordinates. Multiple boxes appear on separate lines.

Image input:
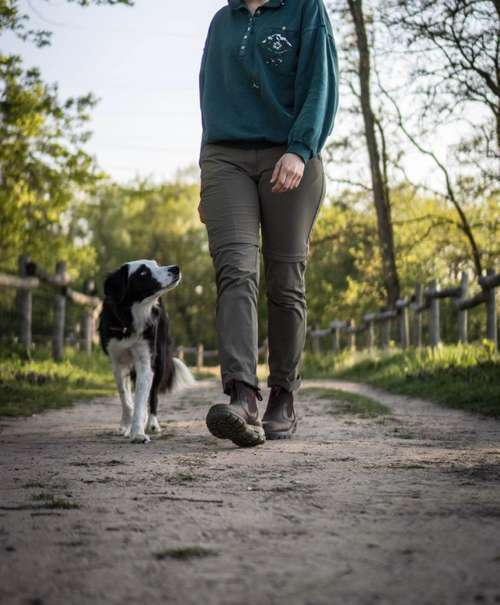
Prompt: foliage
<box><xmin>78</xmin><ymin>178</ymin><xmax>218</xmax><ymax>348</ymax></box>
<box><xmin>0</xmin><ymin>54</ymin><xmax>100</xmax><ymax>277</ymax></box>
<box><xmin>307</xmin><ymin>185</ymin><xmax>499</xmax><ymax>335</ymax></box>
<box><xmin>302</xmin><ymin>344</ymin><xmax>500</xmax><ymax>417</ymax></box>
<box><xmin>0</xmin><ymin>346</ymin><xmax>115</xmax><ymax>416</ymax></box>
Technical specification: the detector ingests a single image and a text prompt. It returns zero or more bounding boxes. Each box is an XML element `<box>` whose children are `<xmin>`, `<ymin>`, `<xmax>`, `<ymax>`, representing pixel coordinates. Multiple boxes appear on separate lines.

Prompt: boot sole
<box><xmin>263</xmin><ymin>420</ymin><xmax>298</xmax><ymax>440</ymax></box>
<box><xmin>206</xmin><ymin>405</ymin><xmax>265</xmax><ymax>448</ymax></box>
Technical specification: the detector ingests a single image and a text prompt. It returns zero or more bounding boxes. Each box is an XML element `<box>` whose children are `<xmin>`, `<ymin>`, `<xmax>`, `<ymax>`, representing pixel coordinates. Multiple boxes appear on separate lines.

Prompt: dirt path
<box><xmin>1</xmin><ymin>379</ymin><xmax>500</xmax><ymax>605</ymax></box>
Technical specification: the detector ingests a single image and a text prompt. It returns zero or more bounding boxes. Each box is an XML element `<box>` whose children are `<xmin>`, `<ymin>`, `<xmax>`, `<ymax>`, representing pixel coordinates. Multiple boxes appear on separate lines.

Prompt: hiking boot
<box><xmin>262</xmin><ymin>385</ymin><xmax>297</xmax><ymax>440</ymax></box>
<box><xmin>206</xmin><ymin>380</ymin><xmax>266</xmax><ymax>447</ymax></box>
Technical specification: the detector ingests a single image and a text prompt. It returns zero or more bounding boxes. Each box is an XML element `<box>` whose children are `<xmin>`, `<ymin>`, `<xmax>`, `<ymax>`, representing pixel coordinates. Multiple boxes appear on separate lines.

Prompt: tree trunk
<box><xmin>347</xmin><ymin>0</ymin><xmax>400</xmax><ymax>306</ymax></box>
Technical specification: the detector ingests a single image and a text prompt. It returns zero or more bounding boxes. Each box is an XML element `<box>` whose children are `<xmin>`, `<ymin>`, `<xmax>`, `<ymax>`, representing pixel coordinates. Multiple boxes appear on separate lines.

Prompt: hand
<box><xmin>270</xmin><ymin>153</ymin><xmax>305</xmax><ymax>193</ymax></box>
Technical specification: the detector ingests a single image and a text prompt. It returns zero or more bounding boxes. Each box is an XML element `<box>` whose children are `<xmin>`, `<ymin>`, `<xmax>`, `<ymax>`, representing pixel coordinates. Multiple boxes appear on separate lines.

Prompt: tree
<box><xmin>382</xmin><ymin>0</ymin><xmax>499</xmax><ymax>154</ymax></box>
<box><xmin>378</xmin><ymin>0</ymin><xmax>499</xmax><ymax>276</ymax></box>
<box><xmin>307</xmin><ymin>185</ymin><xmax>500</xmax><ymax>341</ymax></box>
<box><xmin>346</xmin><ymin>0</ymin><xmax>400</xmax><ymax>305</ymax></box>
<box><xmin>327</xmin><ymin>0</ymin><xmax>401</xmax><ymax>307</ymax></box>
<box><xmin>326</xmin><ymin>0</ymin><xmax>496</xmax><ymax>289</ymax></box>
<box><xmin>0</xmin><ymin>0</ymin><xmax>134</xmax><ymax>275</ymax></box>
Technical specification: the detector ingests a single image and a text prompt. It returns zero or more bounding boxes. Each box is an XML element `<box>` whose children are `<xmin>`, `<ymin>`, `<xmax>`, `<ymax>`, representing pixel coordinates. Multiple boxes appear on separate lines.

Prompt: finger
<box><xmin>274</xmin><ymin>171</ymin><xmax>290</xmax><ymax>193</ymax></box>
<box><xmin>292</xmin><ymin>172</ymin><xmax>303</xmax><ymax>189</ymax></box>
<box><xmin>281</xmin><ymin>172</ymin><xmax>296</xmax><ymax>192</ymax></box>
<box><xmin>270</xmin><ymin>160</ymin><xmax>282</xmax><ymax>184</ymax></box>
<box><xmin>279</xmin><ymin>171</ymin><xmax>299</xmax><ymax>192</ymax></box>
<box><xmin>272</xmin><ymin>163</ymin><xmax>288</xmax><ymax>192</ymax></box>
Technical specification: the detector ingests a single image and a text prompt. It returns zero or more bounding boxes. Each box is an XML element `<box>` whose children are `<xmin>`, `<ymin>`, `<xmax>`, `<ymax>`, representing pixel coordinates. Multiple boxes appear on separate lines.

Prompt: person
<box><xmin>198</xmin><ymin>0</ymin><xmax>339</xmax><ymax>447</ymax></box>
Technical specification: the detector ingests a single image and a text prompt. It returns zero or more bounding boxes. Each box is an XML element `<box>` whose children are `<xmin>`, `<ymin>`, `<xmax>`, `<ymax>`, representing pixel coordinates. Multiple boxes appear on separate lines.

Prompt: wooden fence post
<box><xmin>367</xmin><ymin>319</ymin><xmax>375</xmax><ymax>350</ymax></box>
<box><xmin>413</xmin><ymin>283</ymin><xmax>423</xmax><ymax>348</ymax></box>
<box><xmin>348</xmin><ymin>319</ymin><xmax>356</xmax><ymax>352</ymax></box>
<box><xmin>311</xmin><ymin>325</ymin><xmax>320</xmax><ymax>354</ymax></box>
<box><xmin>18</xmin><ymin>255</ymin><xmax>32</xmax><ymax>356</ymax></box>
<box><xmin>399</xmin><ymin>305</ymin><xmax>410</xmax><ymax>349</ymax></box>
<box><xmin>485</xmin><ymin>269</ymin><xmax>497</xmax><ymax>351</ymax></box>
<box><xmin>381</xmin><ymin>319</ymin><xmax>391</xmax><ymax>349</ymax></box>
<box><xmin>429</xmin><ymin>279</ymin><xmax>441</xmax><ymax>348</ymax></box>
<box><xmin>458</xmin><ymin>271</ymin><xmax>468</xmax><ymax>344</ymax></box>
<box><xmin>82</xmin><ymin>279</ymin><xmax>95</xmax><ymax>355</ymax></box>
<box><xmin>52</xmin><ymin>261</ymin><xmax>67</xmax><ymax>361</ymax></box>
<box><xmin>196</xmin><ymin>343</ymin><xmax>204</xmax><ymax>370</ymax></box>
<box><xmin>332</xmin><ymin>326</ymin><xmax>340</xmax><ymax>352</ymax></box>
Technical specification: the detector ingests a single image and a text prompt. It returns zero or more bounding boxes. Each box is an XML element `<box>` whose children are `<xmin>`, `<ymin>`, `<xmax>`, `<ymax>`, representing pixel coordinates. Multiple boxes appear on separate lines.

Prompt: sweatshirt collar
<box><xmin>228</xmin><ymin>0</ymin><xmax>285</xmax><ymax>10</ymax></box>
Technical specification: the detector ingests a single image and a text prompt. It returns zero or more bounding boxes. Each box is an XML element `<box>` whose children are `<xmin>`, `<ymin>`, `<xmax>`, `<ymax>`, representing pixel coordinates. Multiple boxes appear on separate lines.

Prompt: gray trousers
<box><xmin>199</xmin><ymin>143</ymin><xmax>325</xmax><ymax>394</ymax></box>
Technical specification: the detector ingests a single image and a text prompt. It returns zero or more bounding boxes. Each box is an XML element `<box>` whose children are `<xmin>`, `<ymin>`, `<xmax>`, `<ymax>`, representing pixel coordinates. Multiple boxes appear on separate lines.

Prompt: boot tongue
<box><xmin>232</xmin><ymin>381</ymin><xmax>259</xmax><ymax>413</ymax></box>
<box><xmin>270</xmin><ymin>385</ymin><xmax>283</xmax><ymax>398</ymax></box>
<box><xmin>268</xmin><ymin>386</ymin><xmax>293</xmax><ymax>417</ymax></box>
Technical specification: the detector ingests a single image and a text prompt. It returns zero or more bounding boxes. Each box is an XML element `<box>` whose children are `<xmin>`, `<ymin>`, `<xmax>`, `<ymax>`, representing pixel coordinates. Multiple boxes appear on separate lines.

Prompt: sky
<box><xmin>2</xmin><ymin>0</ymin><xmax>230</xmax><ymax>182</ymax></box>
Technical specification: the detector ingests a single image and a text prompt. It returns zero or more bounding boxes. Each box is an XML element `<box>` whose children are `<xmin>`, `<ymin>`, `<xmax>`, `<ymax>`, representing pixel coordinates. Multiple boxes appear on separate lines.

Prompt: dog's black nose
<box><xmin>170</xmin><ymin>265</ymin><xmax>180</xmax><ymax>276</ymax></box>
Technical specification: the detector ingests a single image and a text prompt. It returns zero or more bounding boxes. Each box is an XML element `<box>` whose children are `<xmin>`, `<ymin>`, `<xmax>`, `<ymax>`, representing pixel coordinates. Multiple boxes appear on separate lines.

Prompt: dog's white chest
<box><xmin>108</xmin><ymin>335</ymin><xmax>144</xmax><ymax>367</ymax></box>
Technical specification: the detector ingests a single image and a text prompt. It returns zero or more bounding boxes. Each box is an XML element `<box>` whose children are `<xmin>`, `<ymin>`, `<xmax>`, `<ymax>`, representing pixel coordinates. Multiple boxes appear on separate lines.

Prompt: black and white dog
<box><xmin>99</xmin><ymin>260</ymin><xmax>194</xmax><ymax>443</ymax></box>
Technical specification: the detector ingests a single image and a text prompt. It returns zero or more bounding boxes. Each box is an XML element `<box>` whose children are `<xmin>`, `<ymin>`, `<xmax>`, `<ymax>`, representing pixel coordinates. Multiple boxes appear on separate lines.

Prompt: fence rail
<box><xmin>308</xmin><ymin>270</ymin><xmax>499</xmax><ymax>353</ymax></box>
<box><xmin>1</xmin><ymin>256</ymin><xmax>102</xmax><ymax>360</ymax></box>
<box><xmin>176</xmin><ymin>341</ymin><xmax>269</xmax><ymax>371</ymax></box>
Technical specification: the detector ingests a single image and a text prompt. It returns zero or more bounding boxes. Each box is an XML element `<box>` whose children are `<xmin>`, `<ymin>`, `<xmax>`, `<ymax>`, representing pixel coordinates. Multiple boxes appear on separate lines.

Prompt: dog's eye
<box><xmin>139</xmin><ymin>270</ymin><xmax>148</xmax><ymax>277</ymax></box>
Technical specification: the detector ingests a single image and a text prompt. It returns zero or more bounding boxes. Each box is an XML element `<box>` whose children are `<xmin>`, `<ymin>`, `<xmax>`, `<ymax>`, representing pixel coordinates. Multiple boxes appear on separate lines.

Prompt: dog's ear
<box><xmin>104</xmin><ymin>265</ymin><xmax>129</xmax><ymax>303</ymax></box>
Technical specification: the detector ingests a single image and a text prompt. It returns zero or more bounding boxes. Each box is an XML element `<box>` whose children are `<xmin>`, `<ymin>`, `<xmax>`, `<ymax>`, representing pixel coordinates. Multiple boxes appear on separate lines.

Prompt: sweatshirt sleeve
<box><xmin>287</xmin><ymin>11</ymin><xmax>339</xmax><ymax>163</ymax></box>
<box><xmin>199</xmin><ymin>22</ymin><xmax>212</xmax><ymax>130</ymax></box>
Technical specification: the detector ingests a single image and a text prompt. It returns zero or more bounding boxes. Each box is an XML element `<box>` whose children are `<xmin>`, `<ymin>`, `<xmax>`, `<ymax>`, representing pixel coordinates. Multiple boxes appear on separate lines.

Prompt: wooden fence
<box><xmin>0</xmin><ymin>256</ymin><xmax>101</xmax><ymax>360</ymax></box>
<box><xmin>176</xmin><ymin>341</ymin><xmax>269</xmax><ymax>371</ymax></box>
<box><xmin>2</xmin><ymin>256</ymin><xmax>497</xmax><ymax>363</ymax></box>
<box><xmin>308</xmin><ymin>270</ymin><xmax>499</xmax><ymax>354</ymax></box>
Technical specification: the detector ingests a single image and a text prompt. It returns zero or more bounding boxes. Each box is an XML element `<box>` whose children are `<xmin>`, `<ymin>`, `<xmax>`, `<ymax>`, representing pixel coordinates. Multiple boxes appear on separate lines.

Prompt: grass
<box><xmin>154</xmin><ymin>546</ymin><xmax>218</xmax><ymax>561</ymax></box>
<box><xmin>391</xmin><ymin>428</ymin><xmax>417</xmax><ymax>440</ymax></box>
<box><xmin>0</xmin><ymin>345</ymin><xmax>115</xmax><ymax>417</ymax></box>
<box><xmin>302</xmin><ymin>387</ymin><xmax>389</xmax><ymax>417</ymax></box>
<box><xmin>31</xmin><ymin>493</ymin><xmax>80</xmax><ymax>510</ymax></box>
<box><xmin>173</xmin><ymin>472</ymin><xmax>196</xmax><ymax>482</ymax></box>
<box><xmin>192</xmin><ymin>370</ymin><xmax>218</xmax><ymax>381</ymax></box>
<box><xmin>302</xmin><ymin>343</ymin><xmax>500</xmax><ymax>418</ymax></box>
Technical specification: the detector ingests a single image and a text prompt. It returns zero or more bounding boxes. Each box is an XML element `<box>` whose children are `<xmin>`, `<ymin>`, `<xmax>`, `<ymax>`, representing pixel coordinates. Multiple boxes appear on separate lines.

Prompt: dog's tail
<box><xmin>169</xmin><ymin>357</ymin><xmax>196</xmax><ymax>392</ymax></box>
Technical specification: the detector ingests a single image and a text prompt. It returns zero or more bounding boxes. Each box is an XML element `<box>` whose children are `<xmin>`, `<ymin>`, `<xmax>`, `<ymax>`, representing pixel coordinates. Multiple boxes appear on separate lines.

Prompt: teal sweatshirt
<box><xmin>199</xmin><ymin>0</ymin><xmax>339</xmax><ymax>163</ymax></box>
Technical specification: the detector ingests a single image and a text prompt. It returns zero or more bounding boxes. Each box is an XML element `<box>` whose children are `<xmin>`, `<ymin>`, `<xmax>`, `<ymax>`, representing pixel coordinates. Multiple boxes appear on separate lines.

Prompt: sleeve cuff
<box><xmin>287</xmin><ymin>142</ymin><xmax>314</xmax><ymax>163</ymax></box>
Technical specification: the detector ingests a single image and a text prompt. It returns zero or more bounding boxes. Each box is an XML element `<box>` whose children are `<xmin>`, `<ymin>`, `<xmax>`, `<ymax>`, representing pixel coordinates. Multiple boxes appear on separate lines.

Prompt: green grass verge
<box><xmin>302</xmin><ymin>343</ymin><xmax>500</xmax><ymax>418</ymax></box>
<box><xmin>0</xmin><ymin>345</ymin><xmax>115</xmax><ymax>417</ymax></box>
<box><xmin>301</xmin><ymin>387</ymin><xmax>389</xmax><ymax>417</ymax></box>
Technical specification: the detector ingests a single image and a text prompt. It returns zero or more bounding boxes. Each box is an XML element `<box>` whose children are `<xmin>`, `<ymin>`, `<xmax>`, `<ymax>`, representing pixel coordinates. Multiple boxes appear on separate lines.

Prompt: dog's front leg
<box><xmin>130</xmin><ymin>347</ymin><xmax>154</xmax><ymax>443</ymax></box>
<box><xmin>111</xmin><ymin>360</ymin><xmax>134</xmax><ymax>436</ymax></box>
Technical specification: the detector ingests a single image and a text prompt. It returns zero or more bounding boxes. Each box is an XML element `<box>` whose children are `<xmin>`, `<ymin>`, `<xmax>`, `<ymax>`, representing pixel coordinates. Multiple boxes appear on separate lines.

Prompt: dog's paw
<box><xmin>130</xmin><ymin>432</ymin><xmax>150</xmax><ymax>444</ymax></box>
<box><xmin>119</xmin><ymin>424</ymin><xmax>131</xmax><ymax>437</ymax></box>
<box><xmin>146</xmin><ymin>414</ymin><xmax>161</xmax><ymax>434</ymax></box>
